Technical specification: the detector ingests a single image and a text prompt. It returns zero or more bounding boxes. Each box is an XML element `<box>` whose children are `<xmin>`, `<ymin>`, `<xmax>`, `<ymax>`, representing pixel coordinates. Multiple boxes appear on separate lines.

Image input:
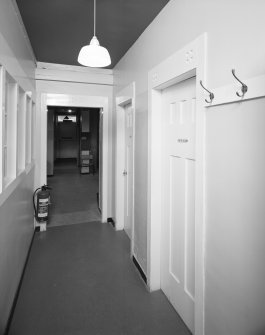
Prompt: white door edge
<box><xmin>38</xmin><ymin>93</ymin><xmax>109</xmax><ymax>223</ymax></box>
<box><xmin>147</xmin><ymin>34</ymin><xmax>207</xmax><ymax>335</ymax></box>
<box><xmin>115</xmin><ymin>82</ymin><xmax>136</xmax><ymax>257</ymax></box>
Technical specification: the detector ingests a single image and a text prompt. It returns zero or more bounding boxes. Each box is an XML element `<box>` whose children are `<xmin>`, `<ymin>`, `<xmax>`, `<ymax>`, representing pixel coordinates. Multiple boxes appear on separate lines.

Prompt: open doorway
<box><xmin>46</xmin><ymin>106</ymin><xmax>101</xmax><ymax>227</ymax></box>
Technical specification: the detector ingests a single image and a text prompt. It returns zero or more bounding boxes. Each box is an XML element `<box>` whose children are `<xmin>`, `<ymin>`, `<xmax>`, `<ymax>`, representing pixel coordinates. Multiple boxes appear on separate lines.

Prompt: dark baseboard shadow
<box><xmin>97</xmin><ymin>192</ymin><xmax>101</xmax><ymax>213</ymax></box>
<box><xmin>132</xmin><ymin>256</ymin><xmax>147</xmax><ymax>284</ymax></box>
<box><xmin>4</xmin><ymin>228</ymin><xmax>36</xmax><ymax>335</ymax></box>
<box><xmin>106</xmin><ymin>219</ymin><xmax>147</xmax><ymax>284</ymax></box>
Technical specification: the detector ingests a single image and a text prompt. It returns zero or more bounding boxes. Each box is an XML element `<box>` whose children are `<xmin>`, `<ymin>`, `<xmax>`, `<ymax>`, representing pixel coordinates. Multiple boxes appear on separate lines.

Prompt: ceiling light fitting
<box><xmin>77</xmin><ymin>0</ymin><xmax>111</xmax><ymax>67</ymax></box>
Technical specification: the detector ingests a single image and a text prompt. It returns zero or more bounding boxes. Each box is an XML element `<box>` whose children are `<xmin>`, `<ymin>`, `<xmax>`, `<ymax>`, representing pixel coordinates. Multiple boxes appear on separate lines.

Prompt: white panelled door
<box><xmin>161</xmin><ymin>77</ymin><xmax>196</xmax><ymax>333</ymax></box>
<box><xmin>124</xmin><ymin>103</ymin><xmax>133</xmax><ymax>239</ymax></box>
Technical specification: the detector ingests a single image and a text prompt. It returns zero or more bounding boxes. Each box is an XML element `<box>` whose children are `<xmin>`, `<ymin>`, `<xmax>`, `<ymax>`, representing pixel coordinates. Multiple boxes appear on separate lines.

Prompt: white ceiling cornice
<box><xmin>36</xmin><ymin>62</ymin><xmax>114</xmax><ymax>86</ymax></box>
<box><xmin>37</xmin><ymin>62</ymin><xmax>113</xmax><ymax>75</ymax></box>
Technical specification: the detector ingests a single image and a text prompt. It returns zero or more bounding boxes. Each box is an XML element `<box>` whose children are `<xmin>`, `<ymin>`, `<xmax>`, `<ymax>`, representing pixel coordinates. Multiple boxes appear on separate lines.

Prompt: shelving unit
<box><xmin>80</xmin><ymin>150</ymin><xmax>90</xmax><ymax>174</ymax></box>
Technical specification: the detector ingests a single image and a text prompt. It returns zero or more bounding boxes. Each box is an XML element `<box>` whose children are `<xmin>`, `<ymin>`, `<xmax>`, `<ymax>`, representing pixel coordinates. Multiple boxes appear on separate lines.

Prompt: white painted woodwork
<box><xmin>35</xmin><ymin>62</ymin><xmax>113</xmax><ymax>221</ymax></box>
<box><xmin>37</xmin><ymin>62</ymin><xmax>113</xmax><ymax>74</ymax></box>
<box><xmin>0</xmin><ymin>66</ymin><xmax>4</xmax><ymax>193</ymax></box>
<box><xmin>17</xmin><ymin>87</ymin><xmax>26</xmax><ymax>174</ymax></box>
<box><xmin>148</xmin><ymin>34</ymin><xmax>206</xmax><ymax>335</ymax></box>
<box><xmin>205</xmin><ymin>97</ymin><xmax>265</xmax><ymax>335</ymax></box>
<box><xmin>25</xmin><ymin>95</ymin><xmax>32</xmax><ymax>166</ymax></box>
<box><xmin>2</xmin><ymin>1</ymin><xmax>265</xmax><ymax>334</ymax></box>
<box><xmin>203</xmin><ymin>73</ymin><xmax>265</xmax><ymax>107</ymax></box>
<box><xmin>4</xmin><ymin>71</ymin><xmax>17</xmax><ymax>187</ymax></box>
<box><xmin>124</xmin><ymin>103</ymin><xmax>133</xmax><ymax>239</ymax></box>
<box><xmin>114</xmin><ymin>0</ymin><xmax>265</xmax><ymax>299</ymax></box>
<box><xmin>41</xmin><ymin>94</ymin><xmax>109</xmax><ymax>223</ymax></box>
<box><xmin>98</xmin><ymin>109</ymin><xmax>103</xmax><ymax>211</ymax></box>
<box><xmin>35</xmin><ymin>71</ymin><xmax>113</xmax><ymax>219</ymax></box>
<box><xmin>115</xmin><ymin>82</ymin><xmax>135</xmax><ymax>255</ymax></box>
<box><xmin>31</xmin><ymin>102</ymin><xmax>36</xmax><ymax>161</ymax></box>
<box><xmin>115</xmin><ymin>106</ymin><xmax>125</xmax><ymax>229</ymax></box>
<box><xmin>161</xmin><ymin>77</ymin><xmax>196</xmax><ymax>333</ymax></box>
<box><xmin>36</xmin><ymin>62</ymin><xmax>113</xmax><ymax>86</ymax></box>
<box><xmin>0</xmin><ymin>2</ymin><xmax>36</xmax><ymax>331</ymax></box>
<box><xmin>0</xmin><ymin>65</ymin><xmax>34</xmax><ymax>199</ymax></box>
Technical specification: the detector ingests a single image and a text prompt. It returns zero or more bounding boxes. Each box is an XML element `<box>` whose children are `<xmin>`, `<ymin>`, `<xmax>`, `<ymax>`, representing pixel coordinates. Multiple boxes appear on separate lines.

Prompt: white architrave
<box><xmin>147</xmin><ymin>34</ymin><xmax>207</xmax><ymax>335</ymax></box>
<box><xmin>115</xmin><ymin>82</ymin><xmax>135</xmax><ymax>255</ymax></box>
<box><xmin>40</xmin><ymin>93</ymin><xmax>109</xmax><ymax>223</ymax></box>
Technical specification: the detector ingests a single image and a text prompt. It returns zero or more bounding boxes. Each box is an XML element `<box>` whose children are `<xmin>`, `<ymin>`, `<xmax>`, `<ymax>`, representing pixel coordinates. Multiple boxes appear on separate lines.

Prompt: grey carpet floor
<box><xmin>47</xmin><ymin>159</ymin><xmax>100</xmax><ymax>227</ymax></box>
<box><xmin>8</xmin><ymin>222</ymin><xmax>191</xmax><ymax>335</ymax></box>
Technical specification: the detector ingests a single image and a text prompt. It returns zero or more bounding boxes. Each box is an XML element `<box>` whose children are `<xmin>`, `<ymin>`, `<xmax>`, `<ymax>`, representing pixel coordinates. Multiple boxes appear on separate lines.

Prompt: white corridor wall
<box><xmin>0</xmin><ymin>0</ymin><xmax>36</xmax><ymax>332</ymax></box>
<box><xmin>113</xmin><ymin>0</ymin><xmax>265</xmax><ymax>334</ymax></box>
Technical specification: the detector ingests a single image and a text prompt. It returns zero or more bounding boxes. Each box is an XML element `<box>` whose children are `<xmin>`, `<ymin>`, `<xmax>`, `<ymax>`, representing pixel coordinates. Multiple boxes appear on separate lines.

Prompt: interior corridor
<box><xmin>47</xmin><ymin>158</ymin><xmax>100</xmax><ymax>227</ymax></box>
<box><xmin>8</xmin><ymin>222</ymin><xmax>191</xmax><ymax>335</ymax></box>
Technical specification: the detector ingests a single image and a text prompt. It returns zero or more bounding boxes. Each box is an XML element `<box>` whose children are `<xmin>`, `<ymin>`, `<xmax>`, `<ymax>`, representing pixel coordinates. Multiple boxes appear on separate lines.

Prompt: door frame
<box><xmin>147</xmin><ymin>34</ymin><xmax>207</xmax><ymax>335</ymax></box>
<box><xmin>39</xmin><ymin>93</ymin><xmax>109</xmax><ymax>223</ymax></box>
<box><xmin>115</xmin><ymin>82</ymin><xmax>135</xmax><ymax>255</ymax></box>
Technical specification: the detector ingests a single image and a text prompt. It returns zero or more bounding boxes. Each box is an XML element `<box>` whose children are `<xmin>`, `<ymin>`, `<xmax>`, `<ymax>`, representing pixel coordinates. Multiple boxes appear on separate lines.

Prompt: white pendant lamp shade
<box><xmin>77</xmin><ymin>0</ymin><xmax>111</xmax><ymax>67</ymax></box>
<box><xmin>78</xmin><ymin>36</ymin><xmax>111</xmax><ymax>67</ymax></box>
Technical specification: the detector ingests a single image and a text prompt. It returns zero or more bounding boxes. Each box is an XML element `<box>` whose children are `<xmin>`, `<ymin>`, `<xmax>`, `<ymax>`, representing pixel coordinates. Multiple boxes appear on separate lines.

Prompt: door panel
<box><xmin>161</xmin><ymin>77</ymin><xmax>196</xmax><ymax>333</ymax></box>
<box><xmin>185</xmin><ymin>159</ymin><xmax>195</xmax><ymax>300</ymax></box>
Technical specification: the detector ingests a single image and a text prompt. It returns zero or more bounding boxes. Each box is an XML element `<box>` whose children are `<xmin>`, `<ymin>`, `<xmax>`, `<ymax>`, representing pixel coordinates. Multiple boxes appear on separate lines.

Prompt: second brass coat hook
<box><xmin>232</xmin><ymin>69</ymin><xmax>248</xmax><ymax>98</ymax></box>
<box><xmin>200</xmin><ymin>80</ymin><xmax>214</xmax><ymax>103</ymax></box>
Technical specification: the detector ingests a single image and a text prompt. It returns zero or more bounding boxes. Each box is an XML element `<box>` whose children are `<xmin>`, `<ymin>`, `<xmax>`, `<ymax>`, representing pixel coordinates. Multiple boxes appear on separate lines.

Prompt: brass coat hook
<box><xmin>232</xmin><ymin>69</ymin><xmax>248</xmax><ymax>98</ymax></box>
<box><xmin>200</xmin><ymin>80</ymin><xmax>214</xmax><ymax>103</ymax></box>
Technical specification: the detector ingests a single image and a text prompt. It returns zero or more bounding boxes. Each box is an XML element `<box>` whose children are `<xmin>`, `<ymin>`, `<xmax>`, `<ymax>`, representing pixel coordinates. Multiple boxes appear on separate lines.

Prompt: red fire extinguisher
<box><xmin>33</xmin><ymin>185</ymin><xmax>51</xmax><ymax>223</ymax></box>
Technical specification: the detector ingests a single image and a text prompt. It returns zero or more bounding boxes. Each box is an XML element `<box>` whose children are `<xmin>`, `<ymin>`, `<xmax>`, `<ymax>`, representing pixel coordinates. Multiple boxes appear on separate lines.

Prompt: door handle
<box><xmin>123</xmin><ymin>170</ymin><xmax>127</xmax><ymax>176</ymax></box>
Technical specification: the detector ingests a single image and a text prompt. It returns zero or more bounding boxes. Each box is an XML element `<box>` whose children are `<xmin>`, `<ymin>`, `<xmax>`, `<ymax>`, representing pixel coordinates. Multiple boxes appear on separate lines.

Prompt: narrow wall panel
<box><xmin>205</xmin><ymin>98</ymin><xmax>265</xmax><ymax>335</ymax></box>
<box><xmin>0</xmin><ymin>169</ymin><xmax>34</xmax><ymax>333</ymax></box>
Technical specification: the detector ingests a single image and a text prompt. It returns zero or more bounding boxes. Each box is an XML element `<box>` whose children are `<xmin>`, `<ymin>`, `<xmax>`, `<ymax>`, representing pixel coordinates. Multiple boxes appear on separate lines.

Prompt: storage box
<box><xmin>81</xmin><ymin>166</ymin><xmax>90</xmax><ymax>174</ymax></box>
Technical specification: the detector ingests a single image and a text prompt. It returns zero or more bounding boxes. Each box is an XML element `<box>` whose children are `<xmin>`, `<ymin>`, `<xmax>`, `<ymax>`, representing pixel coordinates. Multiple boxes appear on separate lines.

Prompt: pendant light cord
<box><xmin>94</xmin><ymin>0</ymin><xmax>96</xmax><ymax>36</ymax></box>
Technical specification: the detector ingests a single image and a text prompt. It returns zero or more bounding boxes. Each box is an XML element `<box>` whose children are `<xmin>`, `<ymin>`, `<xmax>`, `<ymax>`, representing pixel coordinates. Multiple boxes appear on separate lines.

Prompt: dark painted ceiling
<box><xmin>16</xmin><ymin>0</ymin><xmax>170</xmax><ymax>68</ymax></box>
